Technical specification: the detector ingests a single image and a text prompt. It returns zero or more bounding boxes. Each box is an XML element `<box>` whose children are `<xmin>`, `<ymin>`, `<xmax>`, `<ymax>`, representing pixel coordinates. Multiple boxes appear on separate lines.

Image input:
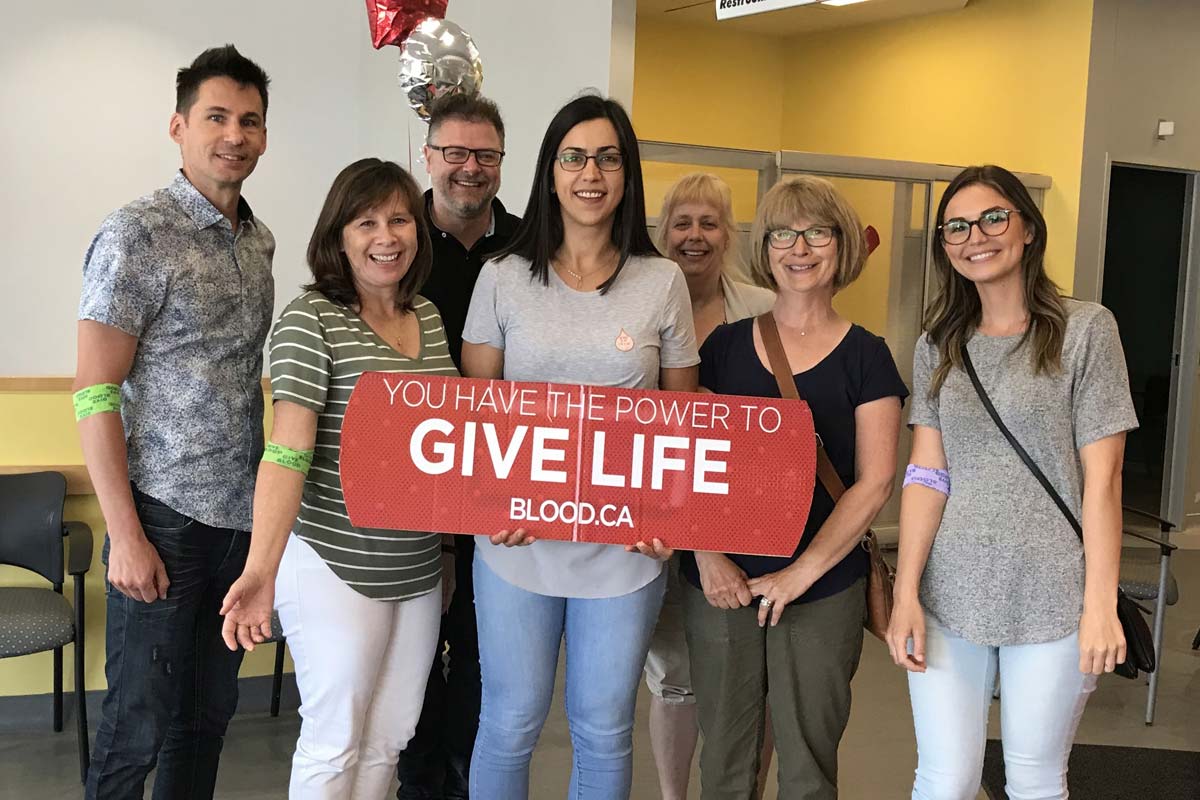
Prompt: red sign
<box><xmin>340</xmin><ymin>374</ymin><xmax>816</xmax><ymax>557</ymax></box>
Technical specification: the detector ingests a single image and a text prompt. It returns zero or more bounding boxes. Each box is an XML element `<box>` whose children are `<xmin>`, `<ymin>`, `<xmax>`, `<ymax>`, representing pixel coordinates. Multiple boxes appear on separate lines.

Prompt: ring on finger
<box><xmin>759</xmin><ymin>597</ymin><xmax>774</xmax><ymax>610</ymax></box>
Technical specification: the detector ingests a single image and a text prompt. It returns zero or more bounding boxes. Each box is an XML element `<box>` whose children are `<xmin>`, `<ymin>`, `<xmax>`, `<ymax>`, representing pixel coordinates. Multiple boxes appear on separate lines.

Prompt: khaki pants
<box><xmin>683</xmin><ymin>578</ymin><xmax>865</xmax><ymax>800</ymax></box>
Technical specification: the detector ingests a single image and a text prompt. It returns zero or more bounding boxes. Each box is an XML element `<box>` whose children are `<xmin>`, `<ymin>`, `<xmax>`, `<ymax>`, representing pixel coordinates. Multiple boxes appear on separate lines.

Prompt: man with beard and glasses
<box><xmin>74</xmin><ymin>45</ymin><xmax>274</xmax><ymax>800</ymax></box>
<box><xmin>396</xmin><ymin>92</ymin><xmax>519</xmax><ymax>800</ymax></box>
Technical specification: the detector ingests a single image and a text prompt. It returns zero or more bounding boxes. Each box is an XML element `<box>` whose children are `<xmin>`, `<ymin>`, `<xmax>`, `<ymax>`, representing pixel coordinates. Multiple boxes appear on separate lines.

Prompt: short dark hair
<box><xmin>427</xmin><ymin>93</ymin><xmax>506</xmax><ymax>144</ymax></box>
<box><xmin>498</xmin><ymin>94</ymin><xmax>657</xmax><ymax>293</ymax></box>
<box><xmin>305</xmin><ymin>159</ymin><xmax>432</xmax><ymax>313</ymax></box>
<box><xmin>176</xmin><ymin>45</ymin><xmax>270</xmax><ymax>116</ymax></box>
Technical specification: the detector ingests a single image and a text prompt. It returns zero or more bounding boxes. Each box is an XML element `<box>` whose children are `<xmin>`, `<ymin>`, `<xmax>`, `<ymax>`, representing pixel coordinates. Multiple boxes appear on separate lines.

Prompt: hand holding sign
<box><xmin>340</xmin><ymin>374</ymin><xmax>816</xmax><ymax>557</ymax></box>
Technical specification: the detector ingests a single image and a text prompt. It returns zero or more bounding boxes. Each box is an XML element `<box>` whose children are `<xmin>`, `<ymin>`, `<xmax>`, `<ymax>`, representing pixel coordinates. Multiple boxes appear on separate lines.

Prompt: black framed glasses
<box><xmin>766</xmin><ymin>225</ymin><xmax>836</xmax><ymax>249</ymax></box>
<box><xmin>428</xmin><ymin>145</ymin><xmax>505</xmax><ymax>167</ymax></box>
<box><xmin>557</xmin><ymin>150</ymin><xmax>624</xmax><ymax>172</ymax></box>
<box><xmin>938</xmin><ymin>208</ymin><xmax>1019</xmax><ymax>245</ymax></box>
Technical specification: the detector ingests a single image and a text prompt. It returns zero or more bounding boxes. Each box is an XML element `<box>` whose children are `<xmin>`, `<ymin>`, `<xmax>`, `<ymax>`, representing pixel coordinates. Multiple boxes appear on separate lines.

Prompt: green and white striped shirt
<box><xmin>269</xmin><ymin>290</ymin><xmax>457</xmax><ymax>601</ymax></box>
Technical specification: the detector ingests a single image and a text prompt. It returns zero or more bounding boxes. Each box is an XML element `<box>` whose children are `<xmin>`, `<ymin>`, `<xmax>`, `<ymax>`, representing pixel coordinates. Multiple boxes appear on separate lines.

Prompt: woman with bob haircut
<box><xmin>887</xmin><ymin>165</ymin><xmax>1136</xmax><ymax>800</ymax></box>
<box><xmin>679</xmin><ymin>175</ymin><xmax>907</xmax><ymax>800</ymax></box>
<box><xmin>219</xmin><ymin>158</ymin><xmax>457</xmax><ymax>798</ymax></box>
<box><xmin>644</xmin><ymin>171</ymin><xmax>775</xmax><ymax>800</ymax></box>
<box><xmin>461</xmin><ymin>94</ymin><xmax>700</xmax><ymax>800</ymax></box>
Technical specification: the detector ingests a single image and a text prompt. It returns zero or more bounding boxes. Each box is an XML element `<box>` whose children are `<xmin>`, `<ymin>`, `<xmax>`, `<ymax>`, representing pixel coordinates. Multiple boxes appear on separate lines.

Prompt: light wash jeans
<box><xmin>470</xmin><ymin>555</ymin><xmax>667</xmax><ymax>800</ymax></box>
<box><xmin>908</xmin><ymin>617</ymin><xmax>1098</xmax><ymax>800</ymax></box>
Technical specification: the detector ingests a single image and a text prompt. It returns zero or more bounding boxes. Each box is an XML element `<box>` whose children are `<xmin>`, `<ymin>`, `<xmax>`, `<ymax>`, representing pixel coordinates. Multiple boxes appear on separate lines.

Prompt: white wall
<box><xmin>0</xmin><ymin>0</ymin><xmax>634</xmax><ymax>375</ymax></box>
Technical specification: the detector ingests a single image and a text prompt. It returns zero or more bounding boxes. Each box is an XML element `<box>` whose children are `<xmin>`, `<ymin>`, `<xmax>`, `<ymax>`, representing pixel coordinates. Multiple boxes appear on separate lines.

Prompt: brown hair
<box><xmin>925</xmin><ymin>164</ymin><xmax>1066</xmax><ymax>396</ymax></box>
<box><xmin>305</xmin><ymin>158</ymin><xmax>432</xmax><ymax>312</ymax></box>
<box><xmin>427</xmin><ymin>93</ymin><xmax>505</xmax><ymax>144</ymax></box>
<box><xmin>176</xmin><ymin>44</ymin><xmax>270</xmax><ymax>116</ymax></box>
<box><xmin>748</xmin><ymin>176</ymin><xmax>866</xmax><ymax>292</ymax></box>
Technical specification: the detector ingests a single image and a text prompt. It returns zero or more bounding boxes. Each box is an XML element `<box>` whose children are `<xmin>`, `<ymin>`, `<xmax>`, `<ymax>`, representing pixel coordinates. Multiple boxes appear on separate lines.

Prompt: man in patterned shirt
<box><xmin>73</xmin><ymin>45</ymin><xmax>273</xmax><ymax>800</ymax></box>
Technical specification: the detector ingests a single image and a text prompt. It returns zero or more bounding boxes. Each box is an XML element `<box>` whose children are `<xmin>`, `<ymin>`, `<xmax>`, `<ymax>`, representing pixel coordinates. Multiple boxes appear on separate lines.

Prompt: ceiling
<box><xmin>636</xmin><ymin>0</ymin><xmax>969</xmax><ymax>37</ymax></box>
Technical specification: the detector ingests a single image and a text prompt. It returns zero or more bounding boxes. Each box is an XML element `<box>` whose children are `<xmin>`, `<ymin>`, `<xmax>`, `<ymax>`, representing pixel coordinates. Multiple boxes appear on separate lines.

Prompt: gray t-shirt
<box><xmin>463</xmin><ymin>253</ymin><xmax>700</xmax><ymax>598</ymax></box>
<box><xmin>908</xmin><ymin>299</ymin><xmax>1138</xmax><ymax>646</ymax></box>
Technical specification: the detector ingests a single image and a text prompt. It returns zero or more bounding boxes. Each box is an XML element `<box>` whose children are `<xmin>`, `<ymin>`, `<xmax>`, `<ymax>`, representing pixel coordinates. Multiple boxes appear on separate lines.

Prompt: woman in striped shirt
<box><xmin>219</xmin><ymin>158</ymin><xmax>456</xmax><ymax>799</ymax></box>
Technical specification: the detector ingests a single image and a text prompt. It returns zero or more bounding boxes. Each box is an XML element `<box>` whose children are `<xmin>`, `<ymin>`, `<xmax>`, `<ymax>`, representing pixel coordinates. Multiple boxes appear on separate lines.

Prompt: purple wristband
<box><xmin>903</xmin><ymin>464</ymin><xmax>951</xmax><ymax>496</ymax></box>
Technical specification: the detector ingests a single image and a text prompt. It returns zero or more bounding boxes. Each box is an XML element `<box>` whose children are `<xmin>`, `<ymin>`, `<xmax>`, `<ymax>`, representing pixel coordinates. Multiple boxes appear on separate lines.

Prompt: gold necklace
<box><xmin>560</xmin><ymin>261</ymin><xmax>611</xmax><ymax>288</ymax></box>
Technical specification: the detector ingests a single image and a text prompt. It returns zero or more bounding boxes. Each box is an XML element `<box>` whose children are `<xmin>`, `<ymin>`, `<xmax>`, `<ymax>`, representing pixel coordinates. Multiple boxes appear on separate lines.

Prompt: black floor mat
<box><xmin>981</xmin><ymin>739</ymin><xmax>1200</xmax><ymax>799</ymax></box>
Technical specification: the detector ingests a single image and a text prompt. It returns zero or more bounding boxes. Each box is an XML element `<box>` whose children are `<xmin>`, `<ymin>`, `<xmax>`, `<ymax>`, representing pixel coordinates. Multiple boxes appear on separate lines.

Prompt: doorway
<box><xmin>1100</xmin><ymin>164</ymin><xmax>1198</xmax><ymax>523</ymax></box>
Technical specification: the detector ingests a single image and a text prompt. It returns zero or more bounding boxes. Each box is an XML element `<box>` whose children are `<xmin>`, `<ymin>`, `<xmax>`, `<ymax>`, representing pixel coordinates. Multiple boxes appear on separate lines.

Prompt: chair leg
<box><xmin>53</xmin><ymin>646</ymin><xmax>63</xmax><ymax>733</ymax></box>
<box><xmin>1145</xmin><ymin>552</ymin><xmax>1171</xmax><ymax>725</ymax></box>
<box><xmin>271</xmin><ymin>639</ymin><xmax>286</xmax><ymax>718</ymax></box>
<box><xmin>75</xmin><ymin>577</ymin><xmax>90</xmax><ymax>784</ymax></box>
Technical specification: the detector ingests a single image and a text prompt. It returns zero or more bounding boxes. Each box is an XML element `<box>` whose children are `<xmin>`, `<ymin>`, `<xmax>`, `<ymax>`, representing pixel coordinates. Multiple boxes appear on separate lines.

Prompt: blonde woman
<box><xmin>681</xmin><ymin>176</ymin><xmax>907</xmax><ymax>799</ymax></box>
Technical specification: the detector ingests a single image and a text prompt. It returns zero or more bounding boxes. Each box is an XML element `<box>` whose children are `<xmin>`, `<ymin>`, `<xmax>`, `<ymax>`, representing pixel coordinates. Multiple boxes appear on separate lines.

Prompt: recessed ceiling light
<box><xmin>822</xmin><ymin>0</ymin><xmax>872</xmax><ymax>6</ymax></box>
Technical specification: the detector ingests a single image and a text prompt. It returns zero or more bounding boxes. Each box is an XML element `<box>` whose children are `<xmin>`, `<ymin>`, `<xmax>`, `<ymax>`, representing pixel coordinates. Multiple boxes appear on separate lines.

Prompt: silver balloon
<box><xmin>397</xmin><ymin>17</ymin><xmax>483</xmax><ymax>121</ymax></box>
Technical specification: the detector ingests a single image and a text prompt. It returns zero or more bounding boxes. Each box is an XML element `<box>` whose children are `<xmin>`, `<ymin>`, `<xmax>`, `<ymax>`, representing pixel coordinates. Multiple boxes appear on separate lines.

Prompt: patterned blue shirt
<box><xmin>79</xmin><ymin>172</ymin><xmax>275</xmax><ymax>531</ymax></box>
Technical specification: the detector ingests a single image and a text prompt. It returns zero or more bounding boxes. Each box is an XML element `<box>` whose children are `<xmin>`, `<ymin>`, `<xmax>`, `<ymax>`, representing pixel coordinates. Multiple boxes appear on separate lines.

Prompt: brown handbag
<box><xmin>757</xmin><ymin>313</ymin><xmax>894</xmax><ymax>641</ymax></box>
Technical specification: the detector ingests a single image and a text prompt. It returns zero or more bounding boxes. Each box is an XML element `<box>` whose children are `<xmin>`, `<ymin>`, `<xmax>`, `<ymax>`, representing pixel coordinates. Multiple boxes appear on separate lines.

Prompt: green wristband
<box><xmin>73</xmin><ymin>383</ymin><xmax>122</xmax><ymax>421</ymax></box>
<box><xmin>262</xmin><ymin>442</ymin><xmax>314</xmax><ymax>475</ymax></box>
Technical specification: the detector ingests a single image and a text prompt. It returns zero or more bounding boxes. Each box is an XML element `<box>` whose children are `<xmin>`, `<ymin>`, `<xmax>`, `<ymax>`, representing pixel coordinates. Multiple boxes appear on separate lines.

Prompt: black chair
<box><xmin>263</xmin><ymin>611</ymin><xmax>288</xmax><ymax>718</ymax></box>
<box><xmin>0</xmin><ymin>471</ymin><xmax>93</xmax><ymax>783</ymax></box>
<box><xmin>1118</xmin><ymin>505</ymin><xmax>1178</xmax><ymax>725</ymax></box>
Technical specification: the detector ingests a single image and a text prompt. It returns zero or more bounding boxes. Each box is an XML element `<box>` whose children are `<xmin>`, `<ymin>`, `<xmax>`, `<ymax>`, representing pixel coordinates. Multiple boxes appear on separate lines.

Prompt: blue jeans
<box><xmin>908</xmin><ymin>618</ymin><xmax>1097</xmax><ymax>800</ymax></box>
<box><xmin>85</xmin><ymin>487</ymin><xmax>249</xmax><ymax>800</ymax></box>
<box><xmin>470</xmin><ymin>556</ymin><xmax>667</xmax><ymax>800</ymax></box>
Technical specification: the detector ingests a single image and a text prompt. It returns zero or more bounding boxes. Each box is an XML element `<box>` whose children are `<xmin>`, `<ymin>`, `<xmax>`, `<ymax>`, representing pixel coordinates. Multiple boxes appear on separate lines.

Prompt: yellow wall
<box><xmin>634</xmin><ymin>16</ymin><xmax>786</xmax><ymax>225</ymax></box>
<box><xmin>777</xmin><ymin>0</ymin><xmax>1093</xmax><ymax>290</ymax></box>
<box><xmin>0</xmin><ymin>391</ymin><xmax>288</xmax><ymax>697</ymax></box>
<box><xmin>633</xmin><ymin>0</ymin><xmax>1094</xmax><ymax>292</ymax></box>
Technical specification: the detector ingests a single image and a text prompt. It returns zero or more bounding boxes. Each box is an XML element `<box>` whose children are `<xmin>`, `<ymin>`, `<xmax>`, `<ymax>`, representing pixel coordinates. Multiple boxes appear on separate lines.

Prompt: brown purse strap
<box><xmin>757</xmin><ymin>312</ymin><xmax>848</xmax><ymax>502</ymax></box>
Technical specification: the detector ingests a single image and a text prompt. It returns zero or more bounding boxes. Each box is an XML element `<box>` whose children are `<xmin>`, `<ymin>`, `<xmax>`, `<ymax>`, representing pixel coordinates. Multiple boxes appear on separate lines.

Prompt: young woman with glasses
<box><xmin>678</xmin><ymin>176</ymin><xmax>907</xmax><ymax>799</ymax></box>
<box><xmin>460</xmin><ymin>94</ymin><xmax>699</xmax><ymax>800</ymax></box>
<box><xmin>886</xmin><ymin>164</ymin><xmax>1137</xmax><ymax>800</ymax></box>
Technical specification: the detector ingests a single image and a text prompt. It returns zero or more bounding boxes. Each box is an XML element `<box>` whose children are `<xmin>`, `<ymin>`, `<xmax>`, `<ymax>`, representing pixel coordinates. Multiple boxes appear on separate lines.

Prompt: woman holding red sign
<box><xmin>461</xmin><ymin>94</ymin><xmax>699</xmax><ymax>800</ymax></box>
<box><xmin>679</xmin><ymin>176</ymin><xmax>908</xmax><ymax>800</ymax></box>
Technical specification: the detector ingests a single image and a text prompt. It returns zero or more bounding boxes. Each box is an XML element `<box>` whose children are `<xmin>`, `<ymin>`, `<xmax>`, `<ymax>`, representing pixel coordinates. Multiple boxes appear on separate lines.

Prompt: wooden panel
<box><xmin>0</xmin><ymin>465</ymin><xmax>93</xmax><ymax>495</ymax></box>
<box><xmin>0</xmin><ymin>377</ymin><xmax>74</xmax><ymax>392</ymax></box>
<box><xmin>0</xmin><ymin>377</ymin><xmax>271</xmax><ymax>392</ymax></box>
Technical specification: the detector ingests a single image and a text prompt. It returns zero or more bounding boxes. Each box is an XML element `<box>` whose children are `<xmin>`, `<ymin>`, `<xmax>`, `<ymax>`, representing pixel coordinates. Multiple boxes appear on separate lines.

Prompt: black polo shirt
<box><xmin>421</xmin><ymin>189</ymin><xmax>521</xmax><ymax>369</ymax></box>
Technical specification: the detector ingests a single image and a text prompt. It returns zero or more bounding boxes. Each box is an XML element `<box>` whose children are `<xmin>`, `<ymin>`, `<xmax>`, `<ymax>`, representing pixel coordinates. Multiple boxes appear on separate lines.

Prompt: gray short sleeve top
<box><xmin>908</xmin><ymin>299</ymin><xmax>1139</xmax><ymax>646</ymax></box>
<box><xmin>78</xmin><ymin>172</ymin><xmax>275</xmax><ymax>531</ymax></box>
<box><xmin>462</xmin><ymin>254</ymin><xmax>700</xmax><ymax>598</ymax></box>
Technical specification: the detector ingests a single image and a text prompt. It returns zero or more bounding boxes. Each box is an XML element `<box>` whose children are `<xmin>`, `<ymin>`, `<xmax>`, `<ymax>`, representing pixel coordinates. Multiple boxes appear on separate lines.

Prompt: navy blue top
<box><xmin>680</xmin><ymin>318</ymin><xmax>909</xmax><ymax>603</ymax></box>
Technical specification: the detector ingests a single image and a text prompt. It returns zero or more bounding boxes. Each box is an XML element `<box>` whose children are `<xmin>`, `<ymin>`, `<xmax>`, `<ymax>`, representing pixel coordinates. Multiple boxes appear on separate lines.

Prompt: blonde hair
<box><xmin>654</xmin><ymin>172</ymin><xmax>739</xmax><ymax>265</ymax></box>
<box><xmin>749</xmin><ymin>176</ymin><xmax>866</xmax><ymax>292</ymax></box>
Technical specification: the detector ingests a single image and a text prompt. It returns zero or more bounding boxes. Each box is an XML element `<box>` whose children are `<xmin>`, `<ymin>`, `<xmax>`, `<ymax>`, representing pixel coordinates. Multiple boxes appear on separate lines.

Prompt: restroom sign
<box><xmin>340</xmin><ymin>374</ymin><xmax>817</xmax><ymax>556</ymax></box>
<box><xmin>716</xmin><ymin>0</ymin><xmax>818</xmax><ymax>22</ymax></box>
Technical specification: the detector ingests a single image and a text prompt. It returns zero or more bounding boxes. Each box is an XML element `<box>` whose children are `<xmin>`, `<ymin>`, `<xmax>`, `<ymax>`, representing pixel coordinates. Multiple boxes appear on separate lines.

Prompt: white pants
<box><xmin>276</xmin><ymin>535</ymin><xmax>441</xmax><ymax>799</ymax></box>
<box><xmin>908</xmin><ymin>618</ymin><xmax>1097</xmax><ymax>800</ymax></box>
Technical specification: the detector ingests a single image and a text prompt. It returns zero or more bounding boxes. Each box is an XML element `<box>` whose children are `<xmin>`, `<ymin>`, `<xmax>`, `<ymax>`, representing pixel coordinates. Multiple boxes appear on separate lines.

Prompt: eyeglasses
<box><xmin>557</xmin><ymin>150</ymin><xmax>624</xmax><ymax>172</ymax></box>
<box><xmin>428</xmin><ymin>145</ymin><xmax>505</xmax><ymax>167</ymax></box>
<box><xmin>938</xmin><ymin>208</ymin><xmax>1019</xmax><ymax>245</ymax></box>
<box><xmin>766</xmin><ymin>225</ymin><xmax>836</xmax><ymax>249</ymax></box>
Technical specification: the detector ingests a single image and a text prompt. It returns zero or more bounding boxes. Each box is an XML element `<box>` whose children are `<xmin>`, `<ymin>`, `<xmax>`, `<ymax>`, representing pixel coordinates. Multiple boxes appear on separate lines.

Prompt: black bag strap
<box><xmin>959</xmin><ymin>343</ymin><xmax>1083</xmax><ymax>542</ymax></box>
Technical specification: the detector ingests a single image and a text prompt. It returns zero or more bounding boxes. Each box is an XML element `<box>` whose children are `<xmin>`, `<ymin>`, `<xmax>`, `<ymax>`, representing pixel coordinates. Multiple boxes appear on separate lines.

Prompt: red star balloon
<box><xmin>864</xmin><ymin>224</ymin><xmax>881</xmax><ymax>255</ymax></box>
<box><xmin>366</xmin><ymin>0</ymin><xmax>449</xmax><ymax>49</ymax></box>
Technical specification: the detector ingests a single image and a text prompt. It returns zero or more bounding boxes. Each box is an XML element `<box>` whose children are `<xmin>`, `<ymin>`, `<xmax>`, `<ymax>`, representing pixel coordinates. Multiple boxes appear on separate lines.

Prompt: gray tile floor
<box><xmin>4</xmin><ymin>553</ymin><xmax>1198</xmax><ymax>799</ymax></box>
